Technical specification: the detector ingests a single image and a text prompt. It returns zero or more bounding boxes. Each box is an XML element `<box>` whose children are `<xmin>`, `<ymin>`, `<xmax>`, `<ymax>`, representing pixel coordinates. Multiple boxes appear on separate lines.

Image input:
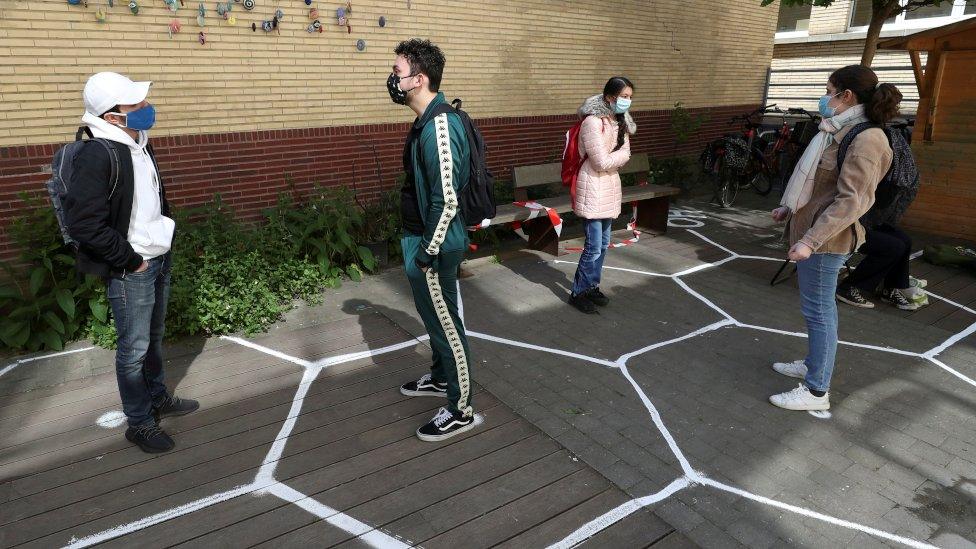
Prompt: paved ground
<box><xmin>1</xmin><ymin>194</ymin><xmax>975</xmax><ymax>548</ymax></box>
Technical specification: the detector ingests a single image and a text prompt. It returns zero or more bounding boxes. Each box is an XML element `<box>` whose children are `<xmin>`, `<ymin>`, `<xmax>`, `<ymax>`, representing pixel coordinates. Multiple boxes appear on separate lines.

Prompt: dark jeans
<box><xmin>106</xmin><ymin>253</ymin><xmax>172</xmax><ymax>427</ymax></box>
<box><xmin>844</xmin><ymin>224</ymin><xmax>911</xmax><ymax>292</ymax></box>
<box><xmin>572</xmin><ymin>218</ymin><xmax>612</xmax><ymax>296</ymax></box>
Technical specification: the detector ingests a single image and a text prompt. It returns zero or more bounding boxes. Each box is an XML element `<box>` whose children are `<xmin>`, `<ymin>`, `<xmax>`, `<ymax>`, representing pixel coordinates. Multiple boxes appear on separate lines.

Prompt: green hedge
<box><xmin>0</xmin><ymin>187</ymin><xmax>400</xmax><ymax>352</ymax></box>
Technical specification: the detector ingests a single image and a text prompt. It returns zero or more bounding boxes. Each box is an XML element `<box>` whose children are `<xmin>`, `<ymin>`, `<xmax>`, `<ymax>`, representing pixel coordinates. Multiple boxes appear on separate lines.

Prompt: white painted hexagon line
<box><xmin>545</xmin><ymin>477</ymin><xmax>691</xmax><ymax>549</ymax></box>
<box><xmin>0</xmin><ymin>346</ymin><xmax>96</xmax><ymax>379</ymax></box>
<box><xmin>700</xmin><ymin>478</ymin><xmax>938</xmax><ymax>549</ymax></box>
<box><xmin>266</xmin><ymin>483</ymin><xmax>410</xmax><ymax>549</ymax></box>
<box><xmin>57</xmin><ymin>220</ymin><xmax>974</xmax><ymax>549</ymax></box>
<box><xmin>63</xmin><ymin>482</ymin><xmax>265</xmax><ymax>549</ymax></box>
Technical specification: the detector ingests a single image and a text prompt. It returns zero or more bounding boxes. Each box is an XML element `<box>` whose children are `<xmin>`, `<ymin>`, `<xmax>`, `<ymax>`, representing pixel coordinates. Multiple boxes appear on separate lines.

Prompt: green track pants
<box><xmin>402</xmin><ymin>235</ymin><xmax>473</xmax><ymax>418</ymax></box>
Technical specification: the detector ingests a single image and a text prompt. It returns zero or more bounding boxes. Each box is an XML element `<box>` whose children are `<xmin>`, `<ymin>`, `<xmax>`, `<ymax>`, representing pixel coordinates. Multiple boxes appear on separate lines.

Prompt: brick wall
<box><xmin>0</xmin><ymin>1</ymin><xmax>776</xmax><ymax>147</ymax></box>
<box><xmin>0</xmin><ymin>104</ymin><xmax>753</xmax><ymax>264</ymax></box>
<box><xmin>807</xmin><ymin>0</ymin><xmax>854</xmax><ymax>35</ymax></box>
<box><xmin>769</xmin><ymin>41</ymin><xmax>920</xmax><ymax>114</ymax></box>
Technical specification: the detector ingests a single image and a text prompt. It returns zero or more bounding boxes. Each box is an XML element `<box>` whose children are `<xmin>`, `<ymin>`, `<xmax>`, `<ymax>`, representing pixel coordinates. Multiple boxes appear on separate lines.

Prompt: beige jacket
<box><xmin>787</xmin><ymin>125</ymin><xmax>893</xmax><ymax>254</ymax></box>
<box><xmin>573</xmin><ymin>95</ymin><xmax>636</xmax><ymax>220</ymax></box>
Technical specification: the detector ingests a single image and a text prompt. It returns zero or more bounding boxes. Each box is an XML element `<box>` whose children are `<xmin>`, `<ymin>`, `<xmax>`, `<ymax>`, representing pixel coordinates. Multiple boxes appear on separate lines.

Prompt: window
<box><xmin>904</xmin><ymin>2</ymin><xmax>955</xmax><ymax>20</ymax></box>
<box><xmin>777</xmin><ymin>2</ymin><xmax>812</xmax><ymax>33</ymax></box>
<box><xmin>850</xmin><ymin>0</ymin><xmax>976</xmax><ymax>30</ymax></box>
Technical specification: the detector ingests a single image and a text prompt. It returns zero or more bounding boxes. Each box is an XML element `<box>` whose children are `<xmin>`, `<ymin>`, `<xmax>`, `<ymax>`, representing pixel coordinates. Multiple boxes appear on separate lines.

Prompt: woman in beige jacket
<box><xmin>768</xmin><ymin>65</ymin><xmax>902</xmax><ymax>412</ymax></box>
<box><xmin>569</xmin><ymin>76</ymin><xmax>637</xmax><ymax>314</ymax></box>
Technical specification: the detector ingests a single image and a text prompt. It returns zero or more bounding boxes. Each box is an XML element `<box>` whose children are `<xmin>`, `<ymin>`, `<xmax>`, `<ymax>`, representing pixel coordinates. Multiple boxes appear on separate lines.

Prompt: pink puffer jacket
<box><xmin>573</xmin><ymin>94</ymin><xmax>636</xmax><ymax>220</ymax></box>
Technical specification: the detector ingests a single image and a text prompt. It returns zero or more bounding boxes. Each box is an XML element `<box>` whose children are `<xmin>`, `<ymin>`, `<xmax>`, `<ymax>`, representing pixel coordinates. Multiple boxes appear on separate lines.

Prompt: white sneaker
<box><xmin>772</xmin><ymin>360</ymin><xmax>807</xmax><ymax>379</ymax></box>
<box><xmin>769</xmin><ymin>383</ymin><xmax>830</xmax><ymax>411</ymax></box>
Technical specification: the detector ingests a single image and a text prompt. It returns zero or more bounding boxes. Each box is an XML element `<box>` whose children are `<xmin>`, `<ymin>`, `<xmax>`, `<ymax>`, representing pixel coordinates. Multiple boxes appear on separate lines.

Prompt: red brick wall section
<box><xmin>0</xmin><ymin>104</ymin><xmax>754</xmax><ymax>265</ymax></box>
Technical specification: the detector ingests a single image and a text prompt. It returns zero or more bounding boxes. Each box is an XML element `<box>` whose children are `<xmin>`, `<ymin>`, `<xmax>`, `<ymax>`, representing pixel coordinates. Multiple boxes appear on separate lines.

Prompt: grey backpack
<box><xmin>838</xmin><ymin>122</ymin><xmax>920</xmax><ymax>228</ymax></box>
<box><xmin>46</xmin><ymin>127</ymin><xmax>121</xmax><ymax>249</ymax></box>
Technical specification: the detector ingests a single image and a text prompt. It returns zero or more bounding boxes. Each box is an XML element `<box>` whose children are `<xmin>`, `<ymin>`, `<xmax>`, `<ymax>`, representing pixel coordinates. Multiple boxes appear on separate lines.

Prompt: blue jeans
<box><xmin>572</xmin><ymin>218</ymin><xmax>612</xmax><ymax>296</ymax></box>
<box><xmin>796</xmin><ymin>253</ymin><xmax>849</xmax><ymax>393</ymax></box>
<box><xmin>106</xmin><ymin>253</ymin><xmax>172</xmax><ymax>427</ymax></box>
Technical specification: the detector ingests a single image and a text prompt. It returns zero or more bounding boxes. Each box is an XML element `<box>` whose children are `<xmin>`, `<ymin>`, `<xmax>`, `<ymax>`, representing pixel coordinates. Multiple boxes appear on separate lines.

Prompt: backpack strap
<box><xmin>837</xmin><ymin>122</ymin><xmax>881</xmax><ymax>173</ymax></box>
<box><xmin>74</xmin><ymin>125</ymin><xmax>122</xmax><ymax>199</ymax></box>
<box><xmin>90</xmin><ymin>138</ymin><xmax>122</xmax><ymax>200</ymax></box>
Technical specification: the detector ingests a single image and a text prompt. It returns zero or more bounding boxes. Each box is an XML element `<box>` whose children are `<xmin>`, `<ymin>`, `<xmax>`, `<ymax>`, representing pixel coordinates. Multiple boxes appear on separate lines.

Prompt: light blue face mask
<box><xmin>614</xmin><ymin>97</ymin><xmax>632</xmax><ymax>114</ymax></box>
<box><xmin>818</xmin><ymin>93</ymin><xmax>839</xmax><ymax>118</ymax></box>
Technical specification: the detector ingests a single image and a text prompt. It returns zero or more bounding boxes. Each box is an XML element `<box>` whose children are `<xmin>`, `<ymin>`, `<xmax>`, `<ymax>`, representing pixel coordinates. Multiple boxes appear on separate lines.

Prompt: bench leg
<box><xmin>523</xmin><ymin>217</ymin><xmax>560</xmax><ymax>256</ymax></box>
<box><xmin>634</xmin><ymin>196</ymin><xmax>670</xmax><ymax>235</ymax></box>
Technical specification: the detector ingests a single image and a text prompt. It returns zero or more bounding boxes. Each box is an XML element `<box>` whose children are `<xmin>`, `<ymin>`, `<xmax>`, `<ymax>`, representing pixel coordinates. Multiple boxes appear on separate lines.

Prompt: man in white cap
<box><xmin>65</xmin><ymin>72</ymin><xmax>198</xmax><ymax>453</ymax></box>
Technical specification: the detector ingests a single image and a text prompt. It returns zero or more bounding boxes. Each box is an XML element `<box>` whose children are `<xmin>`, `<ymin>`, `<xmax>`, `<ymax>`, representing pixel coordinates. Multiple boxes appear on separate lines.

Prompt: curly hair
<box><xmin>394</xmin><ymin>39</ymin><xmax>446</xmax><ymax>93</ymax></box>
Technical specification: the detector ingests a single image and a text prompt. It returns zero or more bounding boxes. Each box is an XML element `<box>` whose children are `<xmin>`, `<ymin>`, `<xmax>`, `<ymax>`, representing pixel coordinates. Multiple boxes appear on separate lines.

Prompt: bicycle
<box><xmin>700</xmin><ymin>105</ymin><xmax>782</xmax><ymax>208</ymax></box>
<box><xmin>769</xmin><ymin>107</ymin><xmax>820</xmax><ymax>194</ymax></box>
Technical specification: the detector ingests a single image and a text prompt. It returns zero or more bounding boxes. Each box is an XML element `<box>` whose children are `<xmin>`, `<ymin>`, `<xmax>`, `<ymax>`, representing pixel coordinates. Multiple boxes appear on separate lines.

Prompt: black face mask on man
<box><xmin>387</xmin><ymin>72</ymin><xmax>419</xmax><ymax>105</ymax></box>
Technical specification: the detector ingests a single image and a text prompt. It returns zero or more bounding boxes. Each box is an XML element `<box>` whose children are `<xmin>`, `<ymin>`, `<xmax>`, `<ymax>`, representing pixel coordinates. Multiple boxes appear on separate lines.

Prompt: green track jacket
<box><xmin>404</xmin><ymin>92</ymin><xmax>471</xmax><ymax>266</ymax></box>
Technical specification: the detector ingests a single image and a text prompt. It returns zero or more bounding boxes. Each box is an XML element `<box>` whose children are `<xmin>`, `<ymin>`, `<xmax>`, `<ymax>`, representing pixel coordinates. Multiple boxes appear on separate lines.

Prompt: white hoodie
<box><xmin>81</xmin><ymin>111</ymin><xmax>175</xmax><ymax>260</ymax></box>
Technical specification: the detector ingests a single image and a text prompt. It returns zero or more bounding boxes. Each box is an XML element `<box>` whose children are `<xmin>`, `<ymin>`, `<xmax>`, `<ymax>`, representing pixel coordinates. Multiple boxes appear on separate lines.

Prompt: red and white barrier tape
<box><xmin>564</xmin><ymin>203</ymin><xmax>641</xmax><ymax>253</ymax></box>
<box><xmin>468</xmin><ymin>201</ymin><xmax>564</xmax><ymax>246</ymax></box>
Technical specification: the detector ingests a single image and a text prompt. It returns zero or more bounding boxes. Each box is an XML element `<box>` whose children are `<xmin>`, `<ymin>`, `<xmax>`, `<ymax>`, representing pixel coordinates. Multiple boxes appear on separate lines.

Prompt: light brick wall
<box><xmin>769</xmin><ymin>41</ymin><xmax>920</xmax><ymax>114</ymax></box>
<box><xmin>807</xmin><ymin>0</ymin><xmax>854</xmax><ymax>35</ymax></box>
<box><xmin>0</xmin><ymin>0</ymin><xmax>777</xmax><ymax>147</ymax></box>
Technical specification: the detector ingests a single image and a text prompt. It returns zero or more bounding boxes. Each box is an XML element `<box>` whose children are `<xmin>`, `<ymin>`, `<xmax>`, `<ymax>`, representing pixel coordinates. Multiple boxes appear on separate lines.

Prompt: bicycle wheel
<box><xmin>750</xmin><ymin>169</ymin><xmax>773</xmax><ymax>196</ymax></box>
<box><xmin>714</xmin><ymin>160</ymin><xmax>739</xmax><ymax>208</ymax></box>
<box><xmin>748</xmin><ymin>152</ymin><xmax>773</xmax><ymax>196</ymax></box>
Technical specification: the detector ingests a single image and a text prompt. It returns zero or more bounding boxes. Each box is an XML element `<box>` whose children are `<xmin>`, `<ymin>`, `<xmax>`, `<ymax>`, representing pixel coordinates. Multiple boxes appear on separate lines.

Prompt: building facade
<box><xmin>0</xmin><ymin>1</ymin><xmax>779</xmax><ymax>264</ymax></box>
<box><xmin>771</xmin><ymin>0</ymin><xmax>976</xmax><ymax>114</ymax></box>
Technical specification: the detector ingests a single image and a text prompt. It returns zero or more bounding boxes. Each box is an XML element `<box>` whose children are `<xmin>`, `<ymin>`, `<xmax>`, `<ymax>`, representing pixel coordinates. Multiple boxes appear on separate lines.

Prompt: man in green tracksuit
<box><xmin>389</xmin><ymin>39</ymin><xmax>476</xmax><ymax>442</ymax></box>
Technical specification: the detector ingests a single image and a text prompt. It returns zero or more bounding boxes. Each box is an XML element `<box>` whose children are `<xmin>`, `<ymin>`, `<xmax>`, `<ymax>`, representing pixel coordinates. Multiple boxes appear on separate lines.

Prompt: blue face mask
<box><xmin>818</xmin><ymin>93</ymin><xmax>839</xmax><ymax>118</ymax></box>
<box><xmin>614</xmin><ymin>97</ymin><xmax>632</xmax><ymax>114</ymax></box>
<box><xmin>120</xmin><ymin>105</ymin><xmax>156</xmax><ymax>131</ymax></box>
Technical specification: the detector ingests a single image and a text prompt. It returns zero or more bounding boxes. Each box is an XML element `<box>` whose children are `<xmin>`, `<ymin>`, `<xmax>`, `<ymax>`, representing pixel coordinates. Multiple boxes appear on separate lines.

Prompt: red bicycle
<box><xmin>701</xmin><ymin>105</ymin><xmax>782</xmax><ymax>207</ymax></box>
<box><xmin>762</xmin><ymin>107</ymin><xmax>820</xmax><ymax>194</ymax></box>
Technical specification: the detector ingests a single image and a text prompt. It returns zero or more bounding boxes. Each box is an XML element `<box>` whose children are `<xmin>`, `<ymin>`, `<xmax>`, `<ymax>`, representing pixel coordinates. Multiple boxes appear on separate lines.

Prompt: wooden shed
<box><xmin>880</xmin><ymin>18</ymin><xmax>976</xmax><ymax>240</ymax></box>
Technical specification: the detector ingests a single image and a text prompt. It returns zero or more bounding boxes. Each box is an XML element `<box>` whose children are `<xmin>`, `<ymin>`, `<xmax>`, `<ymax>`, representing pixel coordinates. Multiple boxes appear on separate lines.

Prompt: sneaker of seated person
<box><xmin>836</xmin><ymin>285</ymin><xmax>874</xmax><ymax>309</ymax></box>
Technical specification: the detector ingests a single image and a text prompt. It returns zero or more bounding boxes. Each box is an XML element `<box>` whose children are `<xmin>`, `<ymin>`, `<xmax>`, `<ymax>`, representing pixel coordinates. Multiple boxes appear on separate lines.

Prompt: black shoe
<box><xmin>587</xmin><ymin>288</ymin><xmax>609</xmax><ymax>306</ymax></box>
<box><xmin>400</xmin><ymin>373</ymin><xmax>448</xmax><ymax>397</ymax></box>
<box><xmin>417</xmin><ymin>407</ymin><xmax>476</xmax><ymax>442</ymax></box>
<box><xmin>125</xmin><ymin>423</ymin><xmax>175</xmax><ymax>453</ymax></box>
<box><xmin>880</xmin><ymin>288</ymin><xmax>920</xmax><ymax>311</ymax></box>
<box><xmin>153</xmin><ymin>395</ymin><xmax>200</xmax><ymax>421</ymax></box>
<box><xmin>569</xmin><ymin>292</ymin><xmax>598</xmax><ymax>314</ymax></box>
<box><xmin>836</xmin><ymin>285</ymin><xmax>874</xmax><ymax>309</ymax></box>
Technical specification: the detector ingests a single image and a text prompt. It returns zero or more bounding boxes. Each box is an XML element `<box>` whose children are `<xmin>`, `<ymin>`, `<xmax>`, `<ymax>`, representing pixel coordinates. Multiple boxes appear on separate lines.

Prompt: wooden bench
<box><xmin>491</xmin><ymin>154</ymin><xmax>680</xmax><ymax>255</ymax></box>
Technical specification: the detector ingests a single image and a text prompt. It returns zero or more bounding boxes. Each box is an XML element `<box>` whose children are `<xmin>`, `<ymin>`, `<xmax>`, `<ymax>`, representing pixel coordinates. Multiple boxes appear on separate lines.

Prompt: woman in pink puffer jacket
<box><xmin>569</xmin><ymin>76</ymin><xmax>637</xmax><ymax>314</ymax></box>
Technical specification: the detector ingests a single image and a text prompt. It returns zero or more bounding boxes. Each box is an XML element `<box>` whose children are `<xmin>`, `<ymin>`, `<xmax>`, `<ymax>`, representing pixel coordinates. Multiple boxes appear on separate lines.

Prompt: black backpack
<box><xmin>429</xmin><ymin>98</ymin><xmax>496</xmax><ymax>225</ymax></box>
<box><xmin>838</xmin><ymin>122</ymin><xmax>920</xmax><ymax>228</ymax></box>
<box><xmin>46</xmin><ymin>126</ymin><xmax>122</xmax><ymax>249</ymax></box>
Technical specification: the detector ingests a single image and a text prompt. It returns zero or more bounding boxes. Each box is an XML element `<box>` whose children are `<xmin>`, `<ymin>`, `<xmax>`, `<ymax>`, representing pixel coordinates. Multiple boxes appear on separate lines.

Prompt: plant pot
<box><xmin>365</xmin><ymin>240</ymin><xmax>389</xmax><ymax>268</ymax></box>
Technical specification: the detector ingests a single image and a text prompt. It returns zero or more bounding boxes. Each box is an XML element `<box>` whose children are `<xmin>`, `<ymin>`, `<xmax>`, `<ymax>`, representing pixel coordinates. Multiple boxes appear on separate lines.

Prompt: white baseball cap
<box><xmin>83</xmin><ymin>72</ymin><xmax>152</xmax><ymax>116</ymax></box>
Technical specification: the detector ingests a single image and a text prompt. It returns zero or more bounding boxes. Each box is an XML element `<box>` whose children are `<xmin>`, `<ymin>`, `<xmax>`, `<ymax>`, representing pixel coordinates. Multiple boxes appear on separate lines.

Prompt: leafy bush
<box><xmin>0</xmin><ymin>187</ymin><xmax>389</xmax><ymax>352</ymax></box>
<box><xmin>0</xmin><ymin>195</ymin><xmax>110</xmax><ymax>351</ymax></box>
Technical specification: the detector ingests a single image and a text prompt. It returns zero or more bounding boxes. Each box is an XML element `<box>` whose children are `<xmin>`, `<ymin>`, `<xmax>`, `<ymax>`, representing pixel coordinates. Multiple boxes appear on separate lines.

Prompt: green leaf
<box><xmin>38</xmin><ymin>328</ymin><xmax>64</xmax><ymax>351</ymax></box>
<box><xmin>89</xmin><ymin>298</ymin><xmax>109</xmax><ymax>323</ymax></box>
<box><xmin>358</xmin><ymin>246</ymin><xmax>377</xmax><ymax>271</ymax></box>
<box><xmin>43</xmin><ymin>311</ymin><xmax>65</xmax><ymax>334</ymax></box>
<box><xmin>55</xmin><ymin>289</ymin><xmax>75</xmax><ymax>318</ymax></box>
<box><xmin>29</xmin><ymin>268</ymin><xmax>45</xmax><ymax>296</ymax></box>
<box><xmin>43</xmin><ymin>256</ymin><xmax>53</xmax><ymax>273</ymax></box>
<box><xmin>346</xmin><ymin>265</ymin><xmax>363</xmax><ymax>282</ymax></box>
<box><xmin>53</xmin><ymin>253</ymin><xmax>76</xmax><ymax>266</ymax></box>
<box><xmin>5</xmin><ymin>322</ymin><xmax>30</xmax><ymax>348</ymax></box>
<box><xmin>0</xmin><ymin>285</ymin><xmax>20</xmax><ymax>300</ymax></box>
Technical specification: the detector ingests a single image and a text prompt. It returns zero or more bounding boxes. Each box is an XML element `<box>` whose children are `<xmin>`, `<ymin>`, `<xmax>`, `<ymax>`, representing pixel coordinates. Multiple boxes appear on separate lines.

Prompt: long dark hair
<box><xmin>603</xmin><ymin>76</ymin><xmax>634</xmax><ymax>152</ymax></box>
<box><xmin>829</xmin><ymin>65</ymin><xmax>902</xmax><ymax>125</ymax></box>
